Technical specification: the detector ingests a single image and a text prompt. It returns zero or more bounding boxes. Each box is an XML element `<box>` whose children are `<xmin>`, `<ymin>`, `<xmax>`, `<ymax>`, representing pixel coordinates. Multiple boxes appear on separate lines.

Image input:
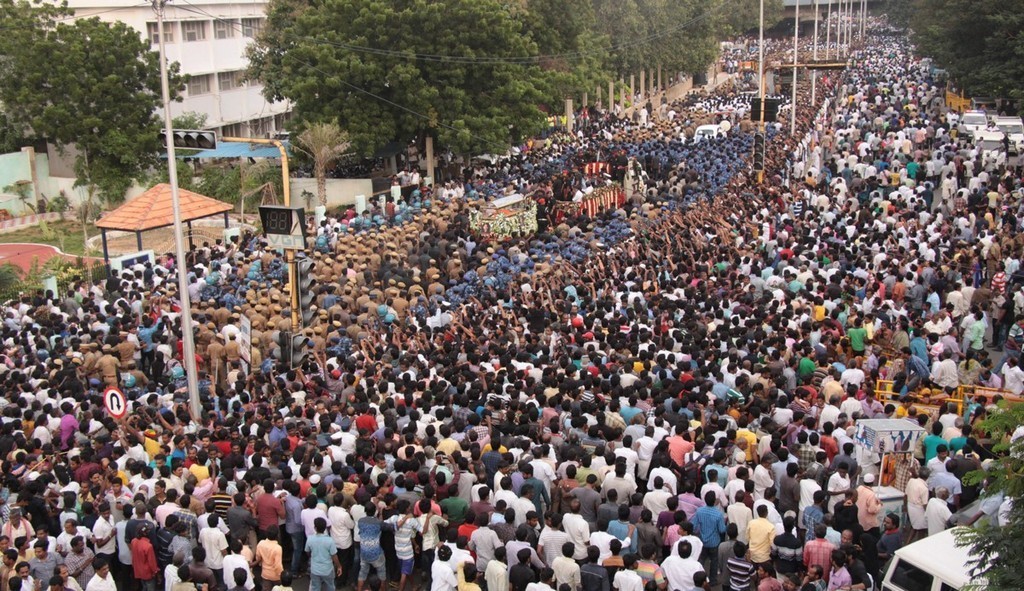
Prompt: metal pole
<box><xmin>791</xmin><ymin>0</ymin><xmax>799</xmax><ymax>135</ymax></box>
<box><xmin>837</xmin><ymin>0</ymin><xmax>843</xmax><ymax>55</ymax></box>
<box><xmin>758</xmin><ymin>0</ymin><xmax>766</xmax><ymax>184</ymax></box>
<box><xmin>825</xmin><ymin>0</ymin><xmax>832</xmax><ymax>60</ymax></box>
<box><xmin>812</xmin><ymin>0</ymin><xmax>819</xmax><ymax>110</ymax></box>
<box><xmin>154</xmin><ymin>0</ymin><xmax>201</xmax><ymax>417</ymax></box>
<box><xmin>861</xmin><ymin>0</ymin><xmax>866</xmax><ymax>40</ymax></box>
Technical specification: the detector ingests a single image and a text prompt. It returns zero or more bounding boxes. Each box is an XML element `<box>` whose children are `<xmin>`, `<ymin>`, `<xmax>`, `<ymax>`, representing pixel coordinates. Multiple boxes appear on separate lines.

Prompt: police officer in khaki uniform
<box><xmin>207</xmin><ymin>334</ymin><xmax>227</xmax><ymax>388</ymax></box>
<box><xmin>115</xmin><ymin>335</ymin><xmax>137</xmax><ymax>366</ymax></box>
<box><xmin>97</xmin><ymin>345</ymin><xmax>120</xmax><ymax>387</ymax></box>
<box><xmin>81</xmin><ymin>342</ymin><xmax>100</xmax><ymax>380</ymax></box>
<box><xmin>225</xmin><ymin>333</ymin><xmax>241</xmax><ymax>365</ymax></box>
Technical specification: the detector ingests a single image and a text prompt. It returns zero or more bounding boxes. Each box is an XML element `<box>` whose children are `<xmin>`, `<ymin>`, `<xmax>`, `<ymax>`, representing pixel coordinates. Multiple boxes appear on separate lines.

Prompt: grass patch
<box><xmin>0</xmin><ymin>219</ymin><xmax>97</xmax><ymax>256</ymax></box>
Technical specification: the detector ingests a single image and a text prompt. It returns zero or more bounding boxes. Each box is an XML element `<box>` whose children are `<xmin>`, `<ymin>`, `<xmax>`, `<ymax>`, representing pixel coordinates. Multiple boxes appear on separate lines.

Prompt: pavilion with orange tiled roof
<box><xmin>94</xmin><ymin>183</ymin><xmax>234</xmax><ymax>262</ymax></box>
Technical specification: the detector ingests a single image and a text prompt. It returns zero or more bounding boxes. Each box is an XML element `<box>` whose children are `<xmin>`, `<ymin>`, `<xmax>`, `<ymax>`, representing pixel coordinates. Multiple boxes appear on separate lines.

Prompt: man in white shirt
<box><xmin>1001</xmin><ymin>357</ymin><xmax>1024</xmax><ymax>394</ymax></box>
<box><xmin>612</xmin><ymin>555</ymin><xmax>644</xmax><ymax>591</ymax></box>
<box><xmin>660</xmin><ymin>540</ymin><xmax>704</xmax><ymax>591</ymax></box>
<box><xmin>926</xmin><ymin>488</ymin><xmax>953</xmax><ymax>536</ymax></box>
<box><xmin>198</xmin><ymin>515</ymin><xmax>229</xmax><ymax>580</ymax></box>
<box><xmin>85</xmin><ymin>559</ymin><xmax>117</xmax><ymax>591</ymax></box>
<box><xmin>562</xmin><ymin>500</ymin><xmax>591</xmax><ymax>560</ymax></box>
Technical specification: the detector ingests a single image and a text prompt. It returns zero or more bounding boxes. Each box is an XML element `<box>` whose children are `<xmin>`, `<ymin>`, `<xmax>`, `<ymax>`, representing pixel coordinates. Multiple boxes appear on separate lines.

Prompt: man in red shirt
<box><xmin>255</xmin><ymin>480</ymin><xmax>286</xmax><ymax>539</ymax></box>
<box><xmin>131</xmin><ymin>523</ymin><xmax>159</xmax><ymax>591</ymax></box>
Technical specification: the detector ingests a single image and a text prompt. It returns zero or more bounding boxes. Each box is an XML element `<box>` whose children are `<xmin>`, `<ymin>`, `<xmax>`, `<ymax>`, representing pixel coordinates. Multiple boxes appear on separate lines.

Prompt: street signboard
<box><xmin>103</xmin><ymin>386</ymin><xmax>128</xmax><ymax>419</ymax></box>
<box><xmin>239</xmin><ymin>314</ymin><xmax>251</xmax><ymax>374</ymax></box>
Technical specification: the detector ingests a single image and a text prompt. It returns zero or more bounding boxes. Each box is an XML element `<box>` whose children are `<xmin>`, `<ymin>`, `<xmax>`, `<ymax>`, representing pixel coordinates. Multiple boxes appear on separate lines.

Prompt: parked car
<box><xmin>880</xmin><ymin>528</ymin><xmax>986</xmax><ymax>591</ymax></box>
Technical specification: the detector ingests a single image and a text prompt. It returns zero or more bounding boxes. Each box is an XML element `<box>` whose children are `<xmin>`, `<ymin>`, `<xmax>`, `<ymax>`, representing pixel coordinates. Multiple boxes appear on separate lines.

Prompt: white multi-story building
<box><xmin>63</xmin><ymin>0</ymin><xmax>290</xmax><ymax>137</ymax></box>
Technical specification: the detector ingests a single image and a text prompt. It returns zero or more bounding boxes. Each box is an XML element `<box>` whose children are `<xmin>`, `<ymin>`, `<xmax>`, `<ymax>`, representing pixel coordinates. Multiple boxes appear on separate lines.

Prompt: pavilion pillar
<box><xmin>187</xmin><ymin>221</ymin><xmax>194</xmax><ymax>251</ymax></box>
<box><xmin>101</xmin><ymin>230</ymin><xmax>109</xmax><ymax>263</ymax></box>
<box><xmin>136</xmin><ymin>231</ymin><xmax>143</xmax><ymax>252</ymax></box>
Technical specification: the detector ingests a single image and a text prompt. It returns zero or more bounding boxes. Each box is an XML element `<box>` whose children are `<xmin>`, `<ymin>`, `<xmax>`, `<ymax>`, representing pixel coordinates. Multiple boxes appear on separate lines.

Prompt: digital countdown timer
<box><xmin>259</xmin><ymin>205</ymin><xmax>307</xmax><ymax>250</ymax></box>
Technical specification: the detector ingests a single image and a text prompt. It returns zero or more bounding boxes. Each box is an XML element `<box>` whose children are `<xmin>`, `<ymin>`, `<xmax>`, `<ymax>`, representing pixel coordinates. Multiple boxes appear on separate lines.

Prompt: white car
<box><xmin>959</xmin><ymin>110</ymin><xmax>989</xmax><ymax>138</ymax></box>
<box><xmin>994</xmin><ymin>116</ymin><xmax>1024</xmax><ymax>152</ymax></box>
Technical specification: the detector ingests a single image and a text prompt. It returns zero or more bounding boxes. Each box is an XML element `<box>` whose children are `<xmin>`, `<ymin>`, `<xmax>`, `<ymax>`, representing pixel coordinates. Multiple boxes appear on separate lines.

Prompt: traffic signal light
<box><xmin>290</xmin><ymin>333</ymin><xmax>312</xmax><ymax>368</ymax></box>
<box><xmin>752</xmin><ymin>133</ymin><xmax>766</xmax><ymax>172</ymax></box>
<box><xmin>295</xmin><ymin>256</ymin><xmax>316</xmax><ymax>327</ymax></box>
<box><xmin>749</xmin><ymin>98</ymin><xmax>781</xmax><ymax>123</ymax></box>
<box><xmin>159</xmin><ymin>129</ymin><xmax>217</xmax><ymax>150</ymax></box>
<box><xmin>270</xmin><ymin>330</ymin><xmax>291</xmax><ymax>368</ymax></box>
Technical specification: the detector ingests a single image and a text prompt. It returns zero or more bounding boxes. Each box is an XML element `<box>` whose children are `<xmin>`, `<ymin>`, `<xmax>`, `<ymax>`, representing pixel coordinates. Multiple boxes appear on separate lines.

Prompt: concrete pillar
<box><xmin>629</xmin><ymin>74</ymin><xmax>635</xmax><ymax>104</ymax></box>
<box><xmin>650</xmin><ymin>68</ymin><xmax>656</xmax><ymax>96</ymax></box>
<box><xmin>609</xmin><ymin>81</ymin><xmax>615</xmax><ymax>113</ymax></box>
<box><xmin>565</xmin><ymin>98</ymin><xmax>574</xmax><ymax>134</ymax></box>
<box><xmin>640</xmin><ymin>70</ymin><xmax>646</xmax><ymax>102</ymax></box>
<box><xmin>658</xmin><ymin>65</ymin><xmax>663</xmax><ymax>91</ymax></box>
<box><xmin>582</xmin><ymin>92</ymin><xmax>588</xmax><ymax>108</ymax></box>
<box><xmin>620</xmin><ymin>77</ymin><xmax>626</xmax><ymax>114</ymax></box>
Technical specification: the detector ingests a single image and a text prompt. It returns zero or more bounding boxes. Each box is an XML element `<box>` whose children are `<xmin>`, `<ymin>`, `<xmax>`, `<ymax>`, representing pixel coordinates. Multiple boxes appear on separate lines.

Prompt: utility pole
<box><xmin>825</xmin><ymin>0</ymin><xmax>832</xmax><ymax>60</ymax></box>
<box><xmin>153</xmin><ymin>0</ymin><xmax>201</xmax><ymax>418</ymax></box>
<box><xmin>757</xmin><ymin>0</ymin><xmax>766</xmax><ymax>185</ymax></box>
<box><xmin>791</xmin><ymin>0</ymin><xmax>799</xmax><ymax>136</ymax></box>
<box><xmin>811</xmin><ymin>0</ymin><xmax>819</xmax><ymax>110</ymax></box>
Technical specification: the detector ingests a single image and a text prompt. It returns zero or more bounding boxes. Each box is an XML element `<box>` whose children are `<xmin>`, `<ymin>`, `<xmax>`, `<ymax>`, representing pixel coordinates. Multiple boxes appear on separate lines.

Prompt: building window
<box><xmin>146</xmin><ymin>22</ymin><xmax>173</xmax><ymax>44</ymax></box>
<box><xmin>241</xmin><ymin>18</ymin><xmax>263</xmax><ymax>38</ymax></box>
<box><xmin>221</xmin><ymin>123</ymin><xmax>245</xmax><ymax>138</ymax></box>
<box><xmin>187</xmin><ymin>74</ymin><xmax>212</xmax><ymax>96</ymax></box>
<box><xmin>214</xmin><ymin>19</ymin><xmax>236</xmax><ymax>39</ymax></box>
<box><xmin>217</xmin><ymin>71</ymin><xmax>244</xmax><ymax>91</ymax></box>
<box><xmin>181</xmin><ymin>21</ymin><xmax>207</xmax><ymax>42</ymax></box>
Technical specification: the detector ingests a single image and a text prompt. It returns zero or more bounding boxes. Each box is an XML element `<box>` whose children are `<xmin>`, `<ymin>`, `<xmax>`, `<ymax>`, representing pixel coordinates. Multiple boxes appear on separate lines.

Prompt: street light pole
<box><xmin>812</xmin><ymin>0</ymin><xmax>819</xmax><ymax>108</ymax></box>
<box><xmin>757</xmin><ymin>0</ymin><xmax>765</xmax><ymax>185</ymax></box>
<box><xmin>153</xmin><ymin>0</ymin><xmax>201</xmax><ymax>417</ymax></box>
<box><xmin>791</xmin><ymin>0</ymin><xmax>799</xmax><ymax>135</ymax></box>
<box><xmin>825</xmin><ymin>0</ymin><xmax>832</xmax><ymax>60</ymax></box>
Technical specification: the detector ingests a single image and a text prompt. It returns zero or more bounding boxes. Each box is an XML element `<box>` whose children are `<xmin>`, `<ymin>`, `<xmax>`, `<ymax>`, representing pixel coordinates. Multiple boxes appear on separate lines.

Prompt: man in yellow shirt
<box><xmin>735</xmin><ymin>421</ymin><xmax>759</xmax><ymax>464</ymax></box>
<box><xmin>746</xmin><ymin>505</ymin><xmax>776</xmax><ymax>565</ymax></box>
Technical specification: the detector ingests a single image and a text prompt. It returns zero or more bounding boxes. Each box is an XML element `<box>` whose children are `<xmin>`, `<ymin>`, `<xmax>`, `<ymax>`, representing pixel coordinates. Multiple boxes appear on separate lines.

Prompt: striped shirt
<box><xmin>726</xmin><ymin>556</ymin><xmax>756</xmax><ymax>590</ymax></box>
<box><xmin>386</xmin><ymin>514</ymin><xmax>422</xmax><ymax>560</ymax></box>
<box><xmin>635</xmin><ymin>560</ymin><xmax>666</xmax><ymax>587</ymax></box>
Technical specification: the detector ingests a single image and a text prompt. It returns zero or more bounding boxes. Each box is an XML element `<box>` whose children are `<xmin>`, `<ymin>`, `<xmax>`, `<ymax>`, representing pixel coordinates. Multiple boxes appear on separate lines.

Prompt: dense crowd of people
<box><xmin>0</xmin><ymin>18</ymin><xmax>1019</xmax><ymax>591</ymax></box>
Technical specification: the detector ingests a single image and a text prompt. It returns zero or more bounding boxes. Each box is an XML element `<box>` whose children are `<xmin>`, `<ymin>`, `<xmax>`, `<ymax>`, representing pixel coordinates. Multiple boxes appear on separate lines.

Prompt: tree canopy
<box><xmin>955</xmin><ymin>401</ymin><xmax>1024</xmax><ymax>591</ymax></box>
<box><xmin>897</xmin><ymin>0</ymin><xmax>1024</xmax><ymax>99</ymax></box>
<box><xmin>247</xmin><ymin>0</ymin><xmax>745</xmax><ymax>157</ymax></box>
<box><xmin>0</xmin><ymin>0</ymin><xmax>183</xmax><ymax>203</ymax></box>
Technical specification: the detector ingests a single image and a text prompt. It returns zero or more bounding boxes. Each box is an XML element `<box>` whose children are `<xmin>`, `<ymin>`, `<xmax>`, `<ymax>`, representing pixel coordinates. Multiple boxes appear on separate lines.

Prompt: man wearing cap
<box><xmin>855</xmin><ymin>474</ymin><xmax>884</xmax><ymax>537</ymax></box>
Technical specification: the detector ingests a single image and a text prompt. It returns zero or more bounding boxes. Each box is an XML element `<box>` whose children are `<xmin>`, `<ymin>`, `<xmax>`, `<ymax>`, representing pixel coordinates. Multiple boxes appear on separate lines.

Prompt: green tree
<box><xmin>172</xmin><ymin>112</ymin><xmax>210</xmax><ymax>130</ymax></box>
<box><xmin>294</xmin><ymin>121</ymin><xmax>350</xmax><ymax>208</ymax></box>
<box><xmin>0</xmin><ymin>1</ymin><xmax>184</xmax><ymax>204</ymax></box>
<box><xmin>248</xmin><ymin>0</ymin><xmax>552</xmax><ymax>156</ymax></box>
<box><xmin>718</xmin><ymin>0</ymin><xmax>784</xmax><ymax>37</ymax></box>
<box><xmin>908</xmin><ymin>0</ymin><xmax>1024</xmax><ymax>99</ymax></box>
<box><xmin>956</xmin><ymin>401</ymin><xmax>1024</xmax><ymax>590</ymax></box>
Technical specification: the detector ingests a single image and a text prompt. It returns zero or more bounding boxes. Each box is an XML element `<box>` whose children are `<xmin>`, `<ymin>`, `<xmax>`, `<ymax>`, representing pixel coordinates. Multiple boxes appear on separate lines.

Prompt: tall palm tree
<box><xmin>294</xmin><ymin>121</ymin><xmax>350</xmax><ymax>208</ymax></box>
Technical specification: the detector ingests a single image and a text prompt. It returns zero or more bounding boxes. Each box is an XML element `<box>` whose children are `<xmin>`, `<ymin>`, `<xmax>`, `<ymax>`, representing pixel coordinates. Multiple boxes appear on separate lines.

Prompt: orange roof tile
<box><xmin>94</xmin><ymin>184</ymin><xmax>234</xmax><ymax>232</ymax></box>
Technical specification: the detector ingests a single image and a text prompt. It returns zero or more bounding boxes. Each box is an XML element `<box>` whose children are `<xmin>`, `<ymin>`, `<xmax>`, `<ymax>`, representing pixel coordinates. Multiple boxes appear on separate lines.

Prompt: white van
<box><xmin>880</xmin><ymin>528</ymin><xmax>985</xmax><ymax>591</ymax></box>
<box><xmin>692</xmin><ymin>124</ymin><xmax>724</xmax><ymax>143</ymax></box>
